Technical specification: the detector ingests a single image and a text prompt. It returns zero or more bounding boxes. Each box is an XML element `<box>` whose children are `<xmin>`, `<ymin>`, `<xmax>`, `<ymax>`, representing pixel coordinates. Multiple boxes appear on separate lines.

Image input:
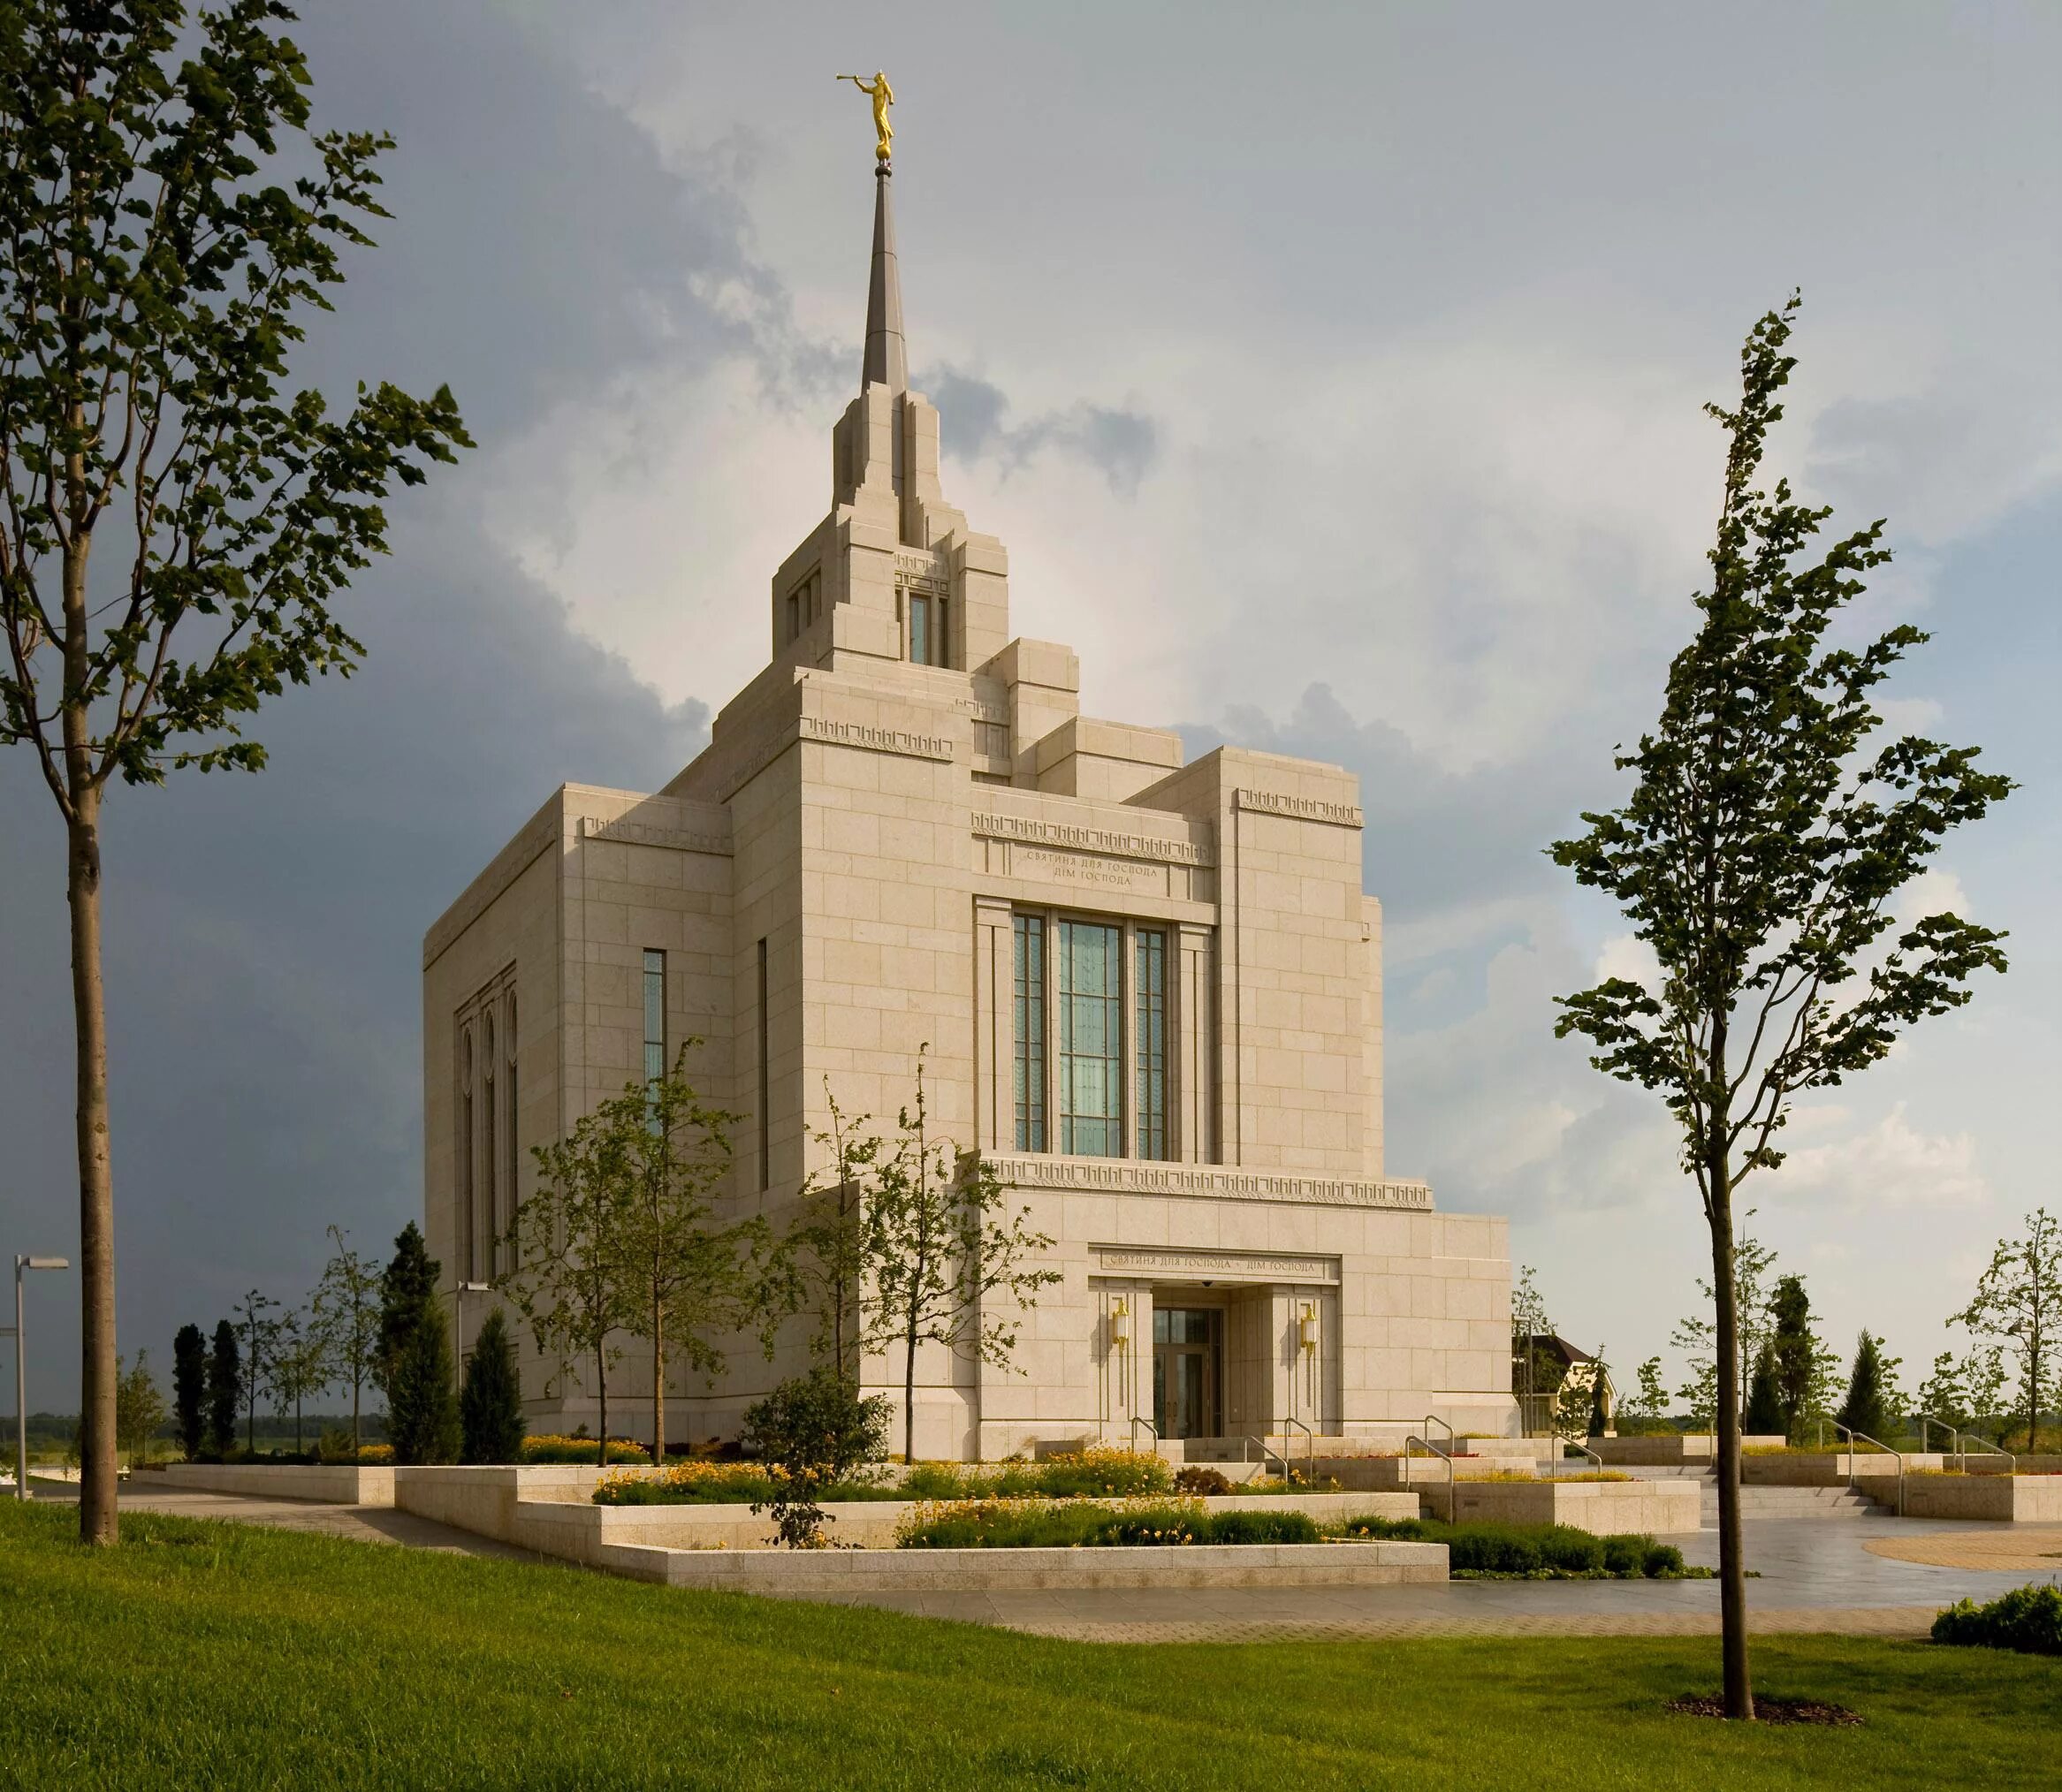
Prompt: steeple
<box><xmin>861</xmin><ymin>167</ymin><xmax>906</xmax><ymax>391</ymax></box>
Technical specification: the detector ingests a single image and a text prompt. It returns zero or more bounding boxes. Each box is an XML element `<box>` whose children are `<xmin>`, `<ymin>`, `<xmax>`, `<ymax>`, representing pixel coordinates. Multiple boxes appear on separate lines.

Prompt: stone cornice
<box><xmin>985</xmin><ymin>1155</ymin><xmax>1434</xmax><ymax>1211</ymax></box>
<box><xmin>1234</xmin><ymin>787</ymin><xmax>1366</xmax><ymax>829</ymax></box>
<box><xmin>970</xmin><ymin>811</ymin><xmax>1214</xmax><ymax>868</ymax></box>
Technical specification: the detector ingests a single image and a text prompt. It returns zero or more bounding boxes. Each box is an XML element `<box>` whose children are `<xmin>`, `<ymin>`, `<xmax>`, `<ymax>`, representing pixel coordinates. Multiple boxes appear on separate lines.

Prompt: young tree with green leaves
<box><xmin>742</xmin><ymin>1366</ymin><xmax>890</xmax><ymax>1548</ymax></box>
<box><xmin>856</xmin><ymin>1051</ymin><xmax>1060</xmax><ymax>1464</ymax></box>
<box><xmin>263</xmin><ymin>1305</ymin><xmax>331</xmax><ymax>1456</ymax></box>
<box><xmin>1955</xmin><ymin>1207</ymin><xmax>2059</xmax><ymax>1453</ymax></box>
<box><xmin>1914</xmin><ymin>1351</ymin><xmax>1967</xmax><ymax>1431</ymax></box>
<box><xmin>1548</xmin><ymin>295</ymin><xmax>2011</xmax><ymax>1718</ymax></box>
<box><xmin>314</xmin><ymin>1226</ymin><xmax>382</xmax><ymax>1456</ymax></box>
<box><xmin>1631</xmin><ymin>1355</ymin><xmax>1669</xmax><ymax>1428</ymax></box>
<box><xmin>501</xmin><ymin>1104</ymin><xmax>639</xmax><ymax>1468</ymax></box>
<box><xmin>114</xmin><ymin>1348</ymin><xmax>165</xmax><ymax>1466</ymax></box>
<box><xmin>0</xmin><ymin>2</ymin><xmax>468</xmax><ymax>1545</ymax></box>
<box><xmin>232</xmin><ymin>1288</ymin><xmax>278</xmax><ymax>1456</ymax></box>
<box><xmin>204</xmin><ymin>1318</ymin><xmax>239</xmax><ymax>1459</ymax></box>
<box><xmin>459</xmin><ymin>1307</ymin><xmax>525</xmax><ymax>1465</ymax></box>
<box><xmin>787</xmin><ymin>1084</ymin><xmax>885</xmax><ymax>1384</ymax></box>
<box><xmin>171</xmin><ymin>1322</ymin><xmax>206</xmax><ymax>1460</ymax></box>
<box><xmin>607</xmin><ymin>1045</ymin><xmax>782</xmax><ymax>1462</ymax></box>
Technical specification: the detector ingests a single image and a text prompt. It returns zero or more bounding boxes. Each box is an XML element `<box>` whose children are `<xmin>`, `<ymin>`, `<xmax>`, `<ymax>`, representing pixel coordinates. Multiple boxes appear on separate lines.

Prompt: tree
<box><xmin>114</xmin><ymin>1348</ymin><xmax>165</xmax><ymax>1466</ymax></box>
<box><xmin>205</xmin><ymin>1319</ymin><xmax>240</xmax><ymax>1459</ymax></box>
<box><xmin>379</xmin><ymin>1226</ymin><xmax>457</xmax><ymax>1465</ymax></box>
<box><xmin>857</xmin><ymin>1050</ymin><xmax>1060</xmax><ymax>1463</ymax></box>
<box><xmin>742</xmin><ymin>1366</ymin><xmax>889</xmax><ymax>1548</ymax></box>
<box><xmin>459</xmin><ymin>1307</ymin><xmax>525</xmax><ymax>1465</ymax></box>
<box><xmin>1836</xmin><ymin>1331</ymin><xmax>1898</xmax><ymax>1443</ymax></box>
<box><xmin>607</xmin><ymin>1044</ymin><xmax>781</xmax><ymax>1462</ymax></box>
<box><xmin>0</xmin><ymin>3</ymin><xmax>468</xmax><ymax>1547</ymax></box>
<box><xmin>264</xmin><ymin>1306</ymin><xmax>331</xmax><ymax>1455</ymax></box>
<box><xmin>1509</xmin><ymin>1264</ymin><xmax>1559</xmax><ymax>1431</ymax></box>
<box><xmin>1743</xmin><ymin>1342</ymin><xmax>1784</xmax><ymax>1436</ymax></box>
<box><xmin>1956</xmin><ymin>1207</ymin><xmax>2060</xmax><ymax>1453</ymax></box>
<box><xmin>314</xmin><ymin>1226</ymin><xmax>382</xmax><ymax>1456</ymax></box>
<box><xmin>1768</xmin><ymin>1274</ymin><xmax>1816</xmax><ymax>1437</ymax></box>
<box><xmin>1959</xmin><ymin>1343</ymin><xmax>2010</xmax><ymax>1439</ymax></box>
<box><xmin>1586</xmin><ymin>1350</ymin><xmax>1612</xmax><ymax>1438</ymax></box>
<box><xmin>232</xmin><ymin>1288</ymin><xmax>278</xmax><ymax>1456</ymax></box>
<box><xmin>171</xmin><ymin>1323</ymin><xmax>206</xmax><ymax>1460</ymax></box>
<box><xmin>1631</xmin><ymin>1355</ymin><xmax>1669</xmax><ymax>1426</ymax></box>
<box><xmin>1548</xmin><ymin>295</ymin><xmax>2011</xmax><ymax>1718</ymax></box>
<box><xmin>787</xmin><ymin>1084</ymin><xmax>886</xmax><ymax>1383</ymax></box>
<box><xmin>1670</xmin><ymin>1312</ymin><xmax>1718</xmax><ymax>1430</ymax></box>
<box><xmin>503</xmin><ymin>1101</ymin><xmax>639</xmax><ymax>1468</ymax></box>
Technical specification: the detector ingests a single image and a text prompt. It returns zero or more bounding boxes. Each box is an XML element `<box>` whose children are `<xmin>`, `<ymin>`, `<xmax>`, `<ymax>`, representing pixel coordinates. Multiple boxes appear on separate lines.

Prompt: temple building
<box><xmin>422</xmin><ymin>154</ymin><xmax>1516</xmax><ymax>1458</ymax></box>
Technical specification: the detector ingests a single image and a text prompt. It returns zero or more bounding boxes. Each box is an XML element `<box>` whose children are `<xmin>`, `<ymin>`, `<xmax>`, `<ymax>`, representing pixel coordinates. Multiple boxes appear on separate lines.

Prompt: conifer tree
<box><xmin>205</xmin><ymin>1320</ymin><xmax>240</xmax><ymax>1459</ymax></box>
<box><xmin>377</xmin><ymin>1223</ymin><xmax>439</xmax><ymax>1395</ymax></box>
<box><xmin>171</xmin><ymin>1323</ymin><xmax>207</xmax><ymax>1461</ymax></box>
<box><xmin>388</xmin><ymin>1298</ymin><xmax>460</xmax><ymax>1466</ymax></box>
<box><xmin>1743</xmin><ymin>1342</ymin><xmax>1784</xmax><ymax>1436</ymax></box>
<box><xmin>459</xmin><ymin>1308</ymin><xmax>526</xmax><ymax>1465</ymax></box>
<box><xmin>1837</xmin><ymin>1331</ymin><xmax>1894</xmax><ymax>1442</ymax></box>
<box><xmin>1768</xmin><ymin>1275</ymin><xmax>1816</xmax><ymax>1437</ymax></box>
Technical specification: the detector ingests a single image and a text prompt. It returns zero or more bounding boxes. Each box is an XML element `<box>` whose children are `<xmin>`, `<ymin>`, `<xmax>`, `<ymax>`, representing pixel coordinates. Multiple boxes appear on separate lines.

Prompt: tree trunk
<box><xmin>351</xmin><ymin>1369</ymin><xmax>361</xmax><ymax>1456</ymax></box>
<box><xmin>596</xmin><ymin>1345</ymin><xmax>609</xmax><ymax>1469</ymax></box>
<box><xmin>66</xmin><ymin>780</ymin><xmax>118</xmax><ymax>1545</ymax></box>
<box><xmin>903</xmin><ymin>1312</ymin><xmax>917</xmax><ymax>1467</ymax></box>
<box><xmin>651</xmin><ymin>1298</ymin><xmax>666</xmax><ymax>1466</ymax></box>
<box><xmin>1708</xmin><ymin>1143</ymin><xmax>1754</xmax><ymax>1720</ymax></box>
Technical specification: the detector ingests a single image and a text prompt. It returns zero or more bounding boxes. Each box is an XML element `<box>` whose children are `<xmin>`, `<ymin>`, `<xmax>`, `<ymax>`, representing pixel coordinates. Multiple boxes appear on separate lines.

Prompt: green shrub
<box><xmin>1445</xmin><ymin>1524</ymin><xmax>1542</xmax><ymax>1573</ymax></box>
<box><xmin>742</xmin><ymin>1370</ymin><xmax>892</xmax><ymax>1547</ymax></box>
<box><xmin>1600</xmin><ymin>1533</ymin><xmax>1646</xmax><ymax>1575</ymax></box>
<box><xmin>1173</xmin><ymin>1466</ymin><xmax>1234</xmax><ymax>1496</ymax></box>
<box><xmin>1642</xmin><ymin>1541</ymin><xmax>1686</xmax><ymax>1576</ymax></box>
<box><xmin>1326</xmin><ymin>1515</ymin><xmax>1691</xmax><ymax>1578</ymax></box>
<box><xmin>1537</xmin><ymin>1526</ymin><xmax>1606</xmax><ymax>1574</ymax></box>
<box><xmin>894</xmin><ymin>1498</ymin><xmax>1319</xmax><ymax>1550</ymax></box>
<box><xmin>1933</xmin><ymin>1584</ymin><xmax>2062</xmax><ymax>1655</ymax></box>
<box><xmin>1198</xmin><ymin>1508</ymin><xmax>1320</xmax><ymax>1545</ymax></box>
<box><xmin>896</xmin><ymin>1448</ymin><xmax>1170</xmax><ymax>1503</ymax></box>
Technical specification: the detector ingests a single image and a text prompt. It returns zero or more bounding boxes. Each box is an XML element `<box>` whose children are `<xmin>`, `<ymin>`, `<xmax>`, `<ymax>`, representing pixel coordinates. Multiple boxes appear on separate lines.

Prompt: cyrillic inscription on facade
<box><xmin>1094</xmin><ymin>1248</ymin><xmax>1339</xmax><ymax>1284</ymax></box>
<box><xmin>1011</xmin><ymin>847</ymin><xmax>1168</xmax><ymax>895</ymax></box>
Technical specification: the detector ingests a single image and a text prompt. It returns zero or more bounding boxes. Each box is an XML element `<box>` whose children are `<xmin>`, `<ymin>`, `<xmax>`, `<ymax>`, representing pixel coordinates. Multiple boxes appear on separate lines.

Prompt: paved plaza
<box><xmin>50</xmin><ymin>1483</ymin><xmax>2062</xmax><ymax>1644</ymax></box>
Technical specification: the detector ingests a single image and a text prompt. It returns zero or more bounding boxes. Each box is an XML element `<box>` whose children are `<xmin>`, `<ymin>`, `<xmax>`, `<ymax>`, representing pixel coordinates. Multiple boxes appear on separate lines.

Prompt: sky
<box><xmin>2</xmin><ymin>0</ymin><xmax>2057</xmax><ymax>1411</ymax></box>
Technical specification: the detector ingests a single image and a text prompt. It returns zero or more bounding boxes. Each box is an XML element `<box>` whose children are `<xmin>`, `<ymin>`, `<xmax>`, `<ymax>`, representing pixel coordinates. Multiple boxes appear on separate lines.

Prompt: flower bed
<box><xmin>594</xmin><ymin>1447</ymin><xmax>1173</xmax><ymax>1507</ymax></box>
<box><xmin>524</xmin><ymin>1436</ymin><xmax>668</xmax><ymax>1466</ymax></box>
<box><xmin>1330</xmin><ymin>1515</ymin><xmax>1698</xmax><ymax>1579</ymax></box>
<box><xmin>895</xmin><ymin>1497</ymin><xmax>1319</xmax><ymax>1549</ymax></box>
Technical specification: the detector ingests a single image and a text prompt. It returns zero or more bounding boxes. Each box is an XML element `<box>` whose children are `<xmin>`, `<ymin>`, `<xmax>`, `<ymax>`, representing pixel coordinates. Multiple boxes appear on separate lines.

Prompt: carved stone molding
<box><xmin>986</xmin><ymin>1155</ymin><xmax>1434</xmax><ymax>1211</ymax></box>
<box><xmin>1092</xmin><ymin>1246</ymin><xmax>1340</xmax><ymax>1285</ymax></box>
<box><xmin>1233</xmin><ymin>788</ymin><xmax>1366</xmax><ymax>829</ymax></box>
<box><xmin>578</xmin><ymin>814</ymin><xmax>732</xmax><ymax>855</ymax></box>
<box><xmin>970</xmin><ymin>810</ymin><xmax>1214</xmax><ymax>867</ymax></box>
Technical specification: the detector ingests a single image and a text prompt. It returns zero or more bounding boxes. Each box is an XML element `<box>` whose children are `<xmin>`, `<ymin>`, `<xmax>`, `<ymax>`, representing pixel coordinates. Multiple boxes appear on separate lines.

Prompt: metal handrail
<box><xmin>1405</xmin><ymin>1432</ymin><xmax>1457</xmax><ymax>1522</ymax></box>
<box><xmin>1421</xmin><ymin>1413</ymin><xmax>1457</xmax><ymax>1451</ymax></box>
<box><xmin>1815</xmin><ymin>1420</ymin><xmax>1905</xmax><ymax>1515</ymax></box>
<box><xmin>1915</xmin><ymin>1414</ymin><xmax>2015</xmax><ymax>1476</ymax></box>
<box><xmin>1129</xmin><ymin>1415</ymin><xmax>1159</xmax><ymax>1457</ymax></box>
<box><xmin>1281</xmin><ymin>1416</ymin><xmax>1316</xmax><ymax>1484</ymax></box>
<box><xmin>1242</xmin><ymin>1434</ymin><xmax>1292</xmax><ymax>1484</ymax></box>
<box><xmin>1564</xmin><ymin>1439</ymin><xmax>1604</xmax><ymax>1477</ymax></box>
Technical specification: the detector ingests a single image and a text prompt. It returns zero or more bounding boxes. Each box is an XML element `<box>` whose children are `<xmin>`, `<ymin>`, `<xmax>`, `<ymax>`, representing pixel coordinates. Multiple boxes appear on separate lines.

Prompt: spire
<box><xmin>861</xmin><ymin>165</ymin><xmax>906</xmax><ymax>391</ymax></box>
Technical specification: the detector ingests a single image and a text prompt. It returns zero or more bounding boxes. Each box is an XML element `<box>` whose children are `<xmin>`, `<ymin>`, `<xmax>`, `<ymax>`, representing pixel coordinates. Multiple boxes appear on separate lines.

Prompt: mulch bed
<box><xmin>1666</xmin><ymin>1695</ymin><xmax>1863</xmax><ymax>1727</ymax></box>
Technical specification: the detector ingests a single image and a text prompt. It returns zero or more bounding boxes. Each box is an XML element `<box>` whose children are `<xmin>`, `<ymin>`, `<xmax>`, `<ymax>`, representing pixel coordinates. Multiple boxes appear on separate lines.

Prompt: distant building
<box><xmin>422</xmin><ymin>153</ymin><xmax>1516</xmax><ymax>1458</ymax></box>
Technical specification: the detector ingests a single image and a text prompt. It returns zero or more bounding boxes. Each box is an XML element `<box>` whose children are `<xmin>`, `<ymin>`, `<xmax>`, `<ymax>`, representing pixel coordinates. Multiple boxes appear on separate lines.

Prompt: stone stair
<box><xmin>1613</xmin><ymin>1464</ymin><xmax>1894</xmax><ymax>1521</ymax></box>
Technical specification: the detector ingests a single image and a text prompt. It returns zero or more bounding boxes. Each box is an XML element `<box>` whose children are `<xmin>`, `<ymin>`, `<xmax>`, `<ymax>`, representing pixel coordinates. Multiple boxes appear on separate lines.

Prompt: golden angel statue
<box><xmin>836</xmin><ymin>70</ymin><xmax>894</xmax><ymax>162</ymax></box>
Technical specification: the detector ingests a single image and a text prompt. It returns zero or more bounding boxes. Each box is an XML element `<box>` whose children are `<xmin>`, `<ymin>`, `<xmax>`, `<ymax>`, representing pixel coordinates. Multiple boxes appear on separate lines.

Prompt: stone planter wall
<box><xmin>1589</xmin><ymin>1436</ymin><xmax>1785</xmax><ymax>1466</ymax></box>
<box><xmin>159</xmin><ymin>1462</ymin><xmax>396</xmax><ymax>1505</ymax></box>
<box><xmin>1901</xmin><ymin>1474</ymin><xmax>2062</xmax><ymax>1522</ymax></box>
<box><xmin>1442</xmin><ymin>1478</ymin><xmax>1702</xmax><ymax>1534</ymax></box>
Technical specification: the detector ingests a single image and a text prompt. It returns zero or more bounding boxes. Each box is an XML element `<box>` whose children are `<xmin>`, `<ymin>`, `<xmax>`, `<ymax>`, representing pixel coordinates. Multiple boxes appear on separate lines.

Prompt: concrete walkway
<box><xmin>49</xmin><ymin>1484</ymin><xmax>2062</xmax><ymax>1643</ymax></box>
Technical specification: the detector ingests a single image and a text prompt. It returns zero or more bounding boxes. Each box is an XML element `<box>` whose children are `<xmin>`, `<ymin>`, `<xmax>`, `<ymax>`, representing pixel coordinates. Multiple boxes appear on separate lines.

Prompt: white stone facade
<box><xmin>422</xmin><ymin>165</ymin><xmax>1516</xmax><ymax>1458</ymax></box>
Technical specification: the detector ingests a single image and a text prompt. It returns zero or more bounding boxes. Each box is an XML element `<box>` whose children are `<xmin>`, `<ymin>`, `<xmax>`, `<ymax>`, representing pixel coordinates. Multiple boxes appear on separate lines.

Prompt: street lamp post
<box><xmin>452</xmin><ymin>1281</ymin><xmax>490</xmax><ymax>1393</ymax></box>
<box><xmin>11</xmin><ymin>1255</ymin><xmax>72</xmax><ymax>1501</ymax></box>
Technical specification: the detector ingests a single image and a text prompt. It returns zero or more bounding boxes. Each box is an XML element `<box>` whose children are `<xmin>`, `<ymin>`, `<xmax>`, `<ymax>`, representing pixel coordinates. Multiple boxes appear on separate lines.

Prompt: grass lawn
<box><xmin>3</xmin><ymin>1502</ymin><xmax>2058</xmax><ymax>1790</ymax></box>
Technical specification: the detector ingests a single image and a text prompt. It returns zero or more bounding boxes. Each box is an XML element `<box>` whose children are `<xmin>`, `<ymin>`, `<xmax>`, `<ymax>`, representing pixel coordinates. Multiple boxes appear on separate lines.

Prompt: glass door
<box><xmin>1152</xmin><ymin>1306</ymin><xmax>1221</xmax><ymax>1439</ymax></box>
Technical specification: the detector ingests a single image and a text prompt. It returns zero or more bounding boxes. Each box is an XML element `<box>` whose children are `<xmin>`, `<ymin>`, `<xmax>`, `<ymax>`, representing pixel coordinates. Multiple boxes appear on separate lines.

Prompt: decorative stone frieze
<box><xmin>985</xmin><ymin>1155</ymin><xmax>1434</xmax><ymax>1211</ymax></box>
<box><xmin>1233</xmin><ymin>788</ymin><xmax>1366</xmax><ymax>829</ymax></box>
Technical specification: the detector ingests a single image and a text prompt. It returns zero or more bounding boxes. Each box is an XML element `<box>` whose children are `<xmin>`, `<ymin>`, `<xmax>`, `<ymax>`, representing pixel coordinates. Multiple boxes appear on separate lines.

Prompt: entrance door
<box><xmin>1153</xmin><ymin>1306</ymin><xmax>1221</xmax><ymax>1439</ymax></box>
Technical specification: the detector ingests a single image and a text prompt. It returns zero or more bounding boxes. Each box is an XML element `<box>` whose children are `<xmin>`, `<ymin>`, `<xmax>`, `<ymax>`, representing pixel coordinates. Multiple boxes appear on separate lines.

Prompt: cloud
<box><xmin>1764</xmin><ymin>1104</ymin><xmax>1987</xmax><ymax>1210</ymax></box>
<box><xmin>924</xmin><ymin>367</ymin><xmax>1159</xmax><ymax>495</ymax></box>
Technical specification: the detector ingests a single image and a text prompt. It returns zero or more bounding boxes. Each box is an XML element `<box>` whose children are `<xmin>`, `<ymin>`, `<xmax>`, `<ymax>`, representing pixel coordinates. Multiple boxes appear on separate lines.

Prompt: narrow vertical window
<box><xmin>933</xmin><ymin>596</ymin><xmax>949</xmax><ymax>666</ymax></box>
<box><xmin>1012</xmin><ymin>914</ymin><xmax>1046</xmax><ymax>1151</ymax></box>
<box><xmin>480</xmin><ymin>1015</ymin><xmax>496</xmax><ymax>1281</ymax></box>
<box><xmin>459</xmin><ymin>1029</ymin><xmax>475</xmax><ymax>1277</ymax></box>
<box><xmin>757</xmin><ymin>938</ymin><xmax>771</xmax><ymax>1190</ymax></box>
<box><xmin>502</xmin><ymin>998</ymin><xmax>519</xmax><ymax>1272</ymax></box>
<box><xmin>786</xmin><ymin>590</ymin><xmax>799</xmax><ymax>642</ymax></box>
<box><xmin>643</xmin><ymin>949</ymin><xmax>666</xmax><ymax>1125</ymax></box>
<box><xmin>1136</xmin><ymin>929</ymin><xmax>1168</xmax><ymax>1159</ymax></box>
<box><xmin>1058</xmin><ymin>918</ymin><xmax>1123</xmax><ymax>1156</ymax></box>
<box><xmin>909</xmin><ymin>592</ymin><xmax>931</xmax><ymax>666</ymax></box>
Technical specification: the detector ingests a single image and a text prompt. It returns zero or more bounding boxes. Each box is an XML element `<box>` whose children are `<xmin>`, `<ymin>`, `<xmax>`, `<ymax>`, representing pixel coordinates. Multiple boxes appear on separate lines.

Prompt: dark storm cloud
<box><xmin>0</xmin><ymin>0</ymin><xmax>734</xmax><ymax>1396</ymax></box>
<box><xmin>924</xmin><ymin>366</ymin><xmax>1159</xmax><ymax>496</ymax></box>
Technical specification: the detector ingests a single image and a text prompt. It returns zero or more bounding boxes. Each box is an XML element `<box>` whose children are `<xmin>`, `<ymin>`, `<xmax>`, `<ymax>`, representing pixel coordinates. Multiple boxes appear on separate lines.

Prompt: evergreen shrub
<box><xmin>1932</xmin><ymin>1585</ymin><xmax>2062</xmax><ymax>1655</ymax></box>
